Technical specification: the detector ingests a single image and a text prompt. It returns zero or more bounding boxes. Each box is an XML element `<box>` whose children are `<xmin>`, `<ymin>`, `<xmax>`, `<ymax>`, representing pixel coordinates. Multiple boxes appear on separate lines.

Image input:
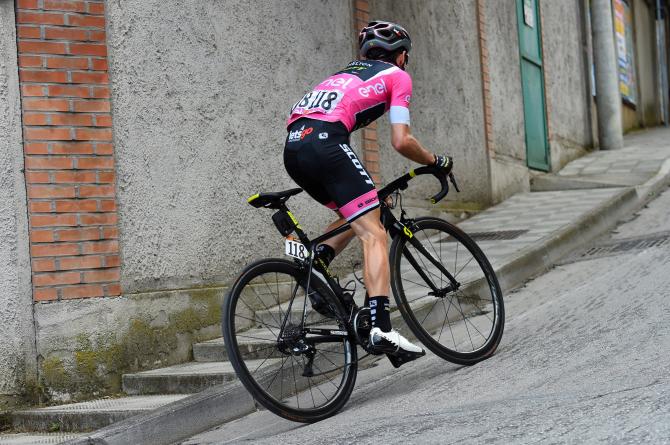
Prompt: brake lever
<box><xmin>449</xmin><ymin>173</ymin><xmax>460</xmax><ymax>193</ymax></box>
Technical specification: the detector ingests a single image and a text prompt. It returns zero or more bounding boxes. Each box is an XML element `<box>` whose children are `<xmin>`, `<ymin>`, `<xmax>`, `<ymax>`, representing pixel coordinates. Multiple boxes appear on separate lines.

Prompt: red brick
<box><xmin>77</xmin><ymin>156</ymin><xmax>113</xmax><ymax>169</ymax></box>
<box><xmin>24</xmin><ymin>112</ymin><xmax>49</xmax><ymax>125</ymax></box>
<box><xmin>355</xmin><ymin>0</ymin><xmax>370</xmax><ymax>12</ymax></box>
<box><xmin>46</xmin><ymin>56</ymin><xmax>88</xmax><ymax>69</ymax></box>
<box><xmin>54</xmin><ymin>199</ymin><xmax>98</xmax><ymax>213</ymax></box>
<box><xmin>29</xmin><ymin>200</ymin><xmax>53</xmax><ymax>212</ymax></box>
<box><xmin>17</xmin><ymin>26</ymin><xmax>41</xmax><ymax>39</ymax></box>
<box><xmin>18</xmin><ymin>55</ymin><xmax>43</xmax><ymax>68</ymax></box>
<box><xmin>86</xmin><ymin>2</ymin><xmax>105</xmax><ymax>15</ymax></box>
<box><xmin>26</xmin><ymin>171</ymin><xmax>52</xmax><ymax>184</ymax></box>
<box><xmin>71</xmin><ymin>71</ymin><xmax>108</xmax><ymax>84</ymax></box>
<box><xmin>19</xmin><ymin>69</ymin><xmax>68</xmax><ymax>83</ymax></box>
<box><xmin>28</xmin><ymin>185</ymin><xmax>75</xmax><ymax>199</ymax></box>
<box><xmin>104</xmin><ymin>283</ymin><xmax>122</xmax><ymax>297</ymax></box>
<box><xmin>88</xmin><ymin>30</ymin><xmax>106</xmax><ymax>42</ymax></box>
<box><xmin>24</xmin><ymin>142</ymin><xmax>49</xmax><ymax>154</ymax></box>
<box><xmin>32</xmin><ymin>258</ymin><xmax>57</xmax><ymax>272</ymax></box>
<box><xmin>17</xmin><ymin>0</ymin><xmax>40</xmax><ymax>8</ymax></box>
<box><xmin>34</xmin><ymin>288</ymin><xmax>58</xmax><ymax>301</ymax></box>
<box><xmin>30</xmin><ymin>214</ymin><xmax>77</xmax><ymax>228</ymax></box>
<box><xmin>91</xmin><ymin>86</ymin><xmax>109</xmax><ymax>98</ymax></box>
<box><xmin>80</xmin><ymin>213</ymin><xmax>117</xmax><ymax>225</ymax></box>
<box><xmin>73</xmin><ymin>100</ymin><xmax>109</xmax><ymax>112</ymax></box>
<box><xmin>53</xmin><ymin>170</ymin><xmax>96</xmax><ymax>182</ymax></box>
<box><xmin>78</xmin><ymin>184</ymin><xmax>114</xmax><ymax>198</ymax></box>
<box><xmin>102</xmin><ymin>227</ymin><xmax>118</xmax><ymax>239</ymax></box>
<box><xmin>94</xmin><ymin>143</ymin><xmax>113</xmax><ymax>154</ymax></box>
<box><xmin>59</xmin><ymin>255</ymin><xmax>103</xmax><ymax>270</ymax></box>
<box><xmin>51</xmin><ymin>142</ymin><xmax>94</xmax><ymax>154</ymax></box>
<box><xmin>99</xmin><ymin>200</ymin><xmax>116</xmax><ymax>212</ymax></box>
<box><xmin>74</xmin><ymin>128</ymin><xmax>112</xmax><ymax>141</ymax></box>
<box><xmin>81</xmin><ymin>240</ymin><xmax>118</xmax><ymax>254</ymax></box>
<box><xmin>30</xmin><ymin>230</ymin><xmax>55</xmax><ymax>243</ymax></box>
<box><xmin>82</xmin><ymin>268</ymin><xmax>119</xmax><ymax>283</ymax></box>
<box><xmin>24</xmin><ymin>127</ymin><xmax>72</xmax><ymax>141</ymax></box>
<box><xmin>26</xmin><ymin>157</ymin><xmax>75</xmax><ymax>172</ymax></box>
<box><xmin>22</xmin><ymin>85</ymin><xmax>46</xmax><ymax>97</ymax></box>
<box><xmin>17</xmin><ymin>11</ymin><xmax>66</xmax><ymax>26</ymax></box>
<box><xmin>57</xmin><ymin>228</ymin><xmax>100</xmax><ymax>242</ymax></box>
<box><xmin>18</xmin><ymin>40</ymin><xmax>67</xmax><ymax>55</ymax></box>
<box><xmin>45</xmin><ymin>26</ymin><xmax>88</xmax><ymax>41</ymax></box>
<box><xmin>104</xmin><ymin>255</ymin><xmax>120</xmax><ymax>267</ymax></box>
<box><xmin>34</xmin><ymin>271</ymin><xmax>80</xmax><ymax>286</ymax></box>
<box><xmin>31</xmin><ymin>242</ymin><xmax>79</xmax><ymax>256</ymax></box>
<box><xmin>61</xmin><ymin>284</ymin><xmax>104</xmax><ymax>299</ymax></box>
<box><xmin>48</xmin><ymin>84</ymin><xmax>89</xmax><ymax>97</ymax></box>
<box><xmin>97</xmin><ymin>171</ymin><xmax>115</xmax><ymax>182</ymax></box>
<box><xmin>67</xmin><ymin>14</ymin><xmax>105</xmax><ymax>28</ymax></box>
<box><xmin>94</xmin><ymin>115</ymin><xmax>112</xmax><ymax>127</ymax></box>
<box><xmin>44</xmin><ymin>0</ymin><xmax>86</xmax><ymax>12</ymax></box>
<box><xmin>69</xmin><ymin>43</ymin><xmax>106</xmax><ymax>56</ymax></box>
<box><xmin>50</xmin><ymin>113</ymin><xmax>93</xmax><ymax>126</ymax></box>
<box><xmin>23</xmin><ymin>98</ymin><xmax>69</xmax><ymax>111</ymax></box>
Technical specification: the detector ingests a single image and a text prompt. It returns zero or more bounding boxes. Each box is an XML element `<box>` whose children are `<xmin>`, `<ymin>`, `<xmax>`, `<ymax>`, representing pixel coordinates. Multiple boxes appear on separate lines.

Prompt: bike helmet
<box><xmin>358</xmin><ymin>20</ymin><xmax>412</xmax><ymax>58</ymax></box>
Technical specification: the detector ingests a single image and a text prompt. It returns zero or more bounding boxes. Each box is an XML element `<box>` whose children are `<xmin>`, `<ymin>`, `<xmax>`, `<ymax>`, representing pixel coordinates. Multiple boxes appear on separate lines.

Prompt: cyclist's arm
<box><xmin>391</xmin><ymin>123</ymin><xmax>436</xmax><ymax>166</ymax></box>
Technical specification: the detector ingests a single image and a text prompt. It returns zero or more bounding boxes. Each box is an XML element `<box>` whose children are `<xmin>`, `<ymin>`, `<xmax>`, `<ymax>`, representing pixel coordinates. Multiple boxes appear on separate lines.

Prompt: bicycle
<box><xmin>222</xmin><ymin>164</ymin><xmax>505</xmax><ymax>423</ymax></box>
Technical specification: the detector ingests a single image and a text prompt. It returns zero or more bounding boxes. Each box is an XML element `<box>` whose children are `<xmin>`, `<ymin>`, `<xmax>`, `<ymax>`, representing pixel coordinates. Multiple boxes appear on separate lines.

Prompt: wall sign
<box><xmin>613</xmin><ymin>0</ymin><xmax>637</xmax><ymax>105</ymax></box>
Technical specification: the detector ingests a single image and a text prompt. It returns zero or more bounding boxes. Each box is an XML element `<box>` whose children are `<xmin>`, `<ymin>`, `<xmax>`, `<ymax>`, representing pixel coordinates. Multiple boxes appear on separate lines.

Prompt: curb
<box><xmin>63</xmin><ymin>382</ymin><xmax>255</xmax><ymax>445</ymax></box>
<box><xmin>65</xmin><ymin>159</ymin><xmax>670</xmax><ymax>445</ymax></box>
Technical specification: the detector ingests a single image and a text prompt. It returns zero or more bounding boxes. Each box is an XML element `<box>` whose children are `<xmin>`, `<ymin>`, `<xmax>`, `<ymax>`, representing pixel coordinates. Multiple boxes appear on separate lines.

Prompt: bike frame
<box><xmin>274</xmin><ymin>170</ymin><xmax>461</xmax><ymax>346</ymax></box>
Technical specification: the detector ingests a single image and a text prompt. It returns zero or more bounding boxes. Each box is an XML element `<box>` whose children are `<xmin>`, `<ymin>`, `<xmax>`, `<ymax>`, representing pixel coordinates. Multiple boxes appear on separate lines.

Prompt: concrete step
<box><xmin>122</xmin><ymin>359</ymin><xmax>280</xmax><ymax>395</ymax></box>
<box><xmin>193</xmin><ymin>327</ymin><xmax>279</xmax><ymax>362</ymax></box>
<box><xmin>11</xmin><ymin>395</ymin><xmax>187</xmax><ymax>433</ymax></box>
<box><xmin>254</xmin><ymin>295</ymin><xmax>338</xmax><ymax>328</ymax></box>
<box><xmin>0</xmin><ymin>433</ymin><xmax>84</xmax><ymax>444</ymax></box>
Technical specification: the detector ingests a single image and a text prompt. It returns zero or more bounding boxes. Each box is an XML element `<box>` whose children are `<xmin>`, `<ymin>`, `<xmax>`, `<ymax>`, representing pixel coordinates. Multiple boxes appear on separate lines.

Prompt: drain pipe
<box><xmin>656</xmin><ymin>0</ymin><xmax>669</xmax><ymax>125</ymax></box>
<box><xmin>591</xmin><ymin>0</ymin><xmax>624</xmax><ymax>149</ymax></box>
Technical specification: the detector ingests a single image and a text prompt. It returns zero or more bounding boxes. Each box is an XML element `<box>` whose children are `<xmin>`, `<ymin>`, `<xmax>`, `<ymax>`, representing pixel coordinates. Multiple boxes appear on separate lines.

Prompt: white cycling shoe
<box><xmin>368</xmin><ymin>327</ymin><xmax>425</xmax><ymax>355</ymax></box>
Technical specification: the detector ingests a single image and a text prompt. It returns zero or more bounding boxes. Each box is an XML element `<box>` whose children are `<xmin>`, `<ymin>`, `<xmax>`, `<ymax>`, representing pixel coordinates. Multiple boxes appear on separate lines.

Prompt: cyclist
<box><xmin>284</xmin><ymin>21</ymin><xmax>452</xmax><ymax>364</ymax></box>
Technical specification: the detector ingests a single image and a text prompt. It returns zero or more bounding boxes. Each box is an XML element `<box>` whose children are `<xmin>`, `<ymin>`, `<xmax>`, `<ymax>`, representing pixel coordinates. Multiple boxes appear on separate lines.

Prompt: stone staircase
<box><xmin>6</xmin><ymin>289</ymin><xmax>304</xmax><ymax>438</ymax></box>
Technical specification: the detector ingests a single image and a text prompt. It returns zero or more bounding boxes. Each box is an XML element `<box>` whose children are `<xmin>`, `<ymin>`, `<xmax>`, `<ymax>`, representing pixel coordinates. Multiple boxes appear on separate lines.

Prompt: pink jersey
<box><xmin>287</xmin><ymin>60</ymin><xmax>412</xmax><ymax>132</ymax></box>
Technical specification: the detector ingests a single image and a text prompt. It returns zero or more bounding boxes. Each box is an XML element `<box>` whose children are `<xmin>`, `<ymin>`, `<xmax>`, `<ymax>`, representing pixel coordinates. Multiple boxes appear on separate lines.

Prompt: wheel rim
<box><xmin>396</xmin><ymin>223</ymin><xmax>502</xmax><ymax>357</ymax></box>
<box><xmin>229</xmin><ymin>268</ymin><xmax>354</xmax><ymax>412</ymax></box>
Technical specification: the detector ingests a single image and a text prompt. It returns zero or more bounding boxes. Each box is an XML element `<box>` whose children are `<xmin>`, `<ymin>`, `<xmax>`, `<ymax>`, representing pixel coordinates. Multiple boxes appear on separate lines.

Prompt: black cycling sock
<box><xmin>315</xmin><ymin>244</ymin><xmax>336</xmax><ymax>267</ymax></box>
<box><xmin>369</xmin><ymin>296</ymin><xmax>391</xmax><ymax>332</ymax></box>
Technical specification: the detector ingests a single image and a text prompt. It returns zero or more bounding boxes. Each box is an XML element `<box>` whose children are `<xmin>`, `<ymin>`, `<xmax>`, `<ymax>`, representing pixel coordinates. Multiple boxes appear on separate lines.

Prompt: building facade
<box><xmin>0</xmin><ymin>0</ymin><xmax>668</xmax><ymax>402</ymax></box>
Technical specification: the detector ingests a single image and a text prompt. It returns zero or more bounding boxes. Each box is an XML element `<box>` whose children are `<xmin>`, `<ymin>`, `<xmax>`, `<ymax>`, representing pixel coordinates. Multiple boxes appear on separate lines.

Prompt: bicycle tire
<box><xmin>390</xmin><ymin>217</ymin><xmax>504</xmax><ymax>365</ymax></box>
<box><xmin>223</xmin><ymin>258</ymin><xmax>357</xmax><ymax>422</ymax></box>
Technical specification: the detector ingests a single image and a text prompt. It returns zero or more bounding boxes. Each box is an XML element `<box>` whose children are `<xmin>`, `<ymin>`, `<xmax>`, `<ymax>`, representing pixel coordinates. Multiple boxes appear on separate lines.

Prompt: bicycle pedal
<box><xmin>386</xmin><ymin>349</ymin><xmax>426</xmax><ymax>368</ymax></box>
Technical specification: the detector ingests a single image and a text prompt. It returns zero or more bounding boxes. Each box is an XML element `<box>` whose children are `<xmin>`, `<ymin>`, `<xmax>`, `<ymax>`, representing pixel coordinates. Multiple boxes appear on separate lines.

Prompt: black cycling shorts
<box><xmin>284</xmin><ymin>118</ymin><xmax>380</xmax><ymax>222</ymax></box>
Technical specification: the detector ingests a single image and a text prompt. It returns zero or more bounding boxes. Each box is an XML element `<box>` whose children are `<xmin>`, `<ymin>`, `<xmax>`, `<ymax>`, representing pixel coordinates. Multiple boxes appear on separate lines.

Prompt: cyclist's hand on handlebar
<box><xmin>433</xmin><ymin>154</ymin><xmax>453</xmax><ymax>171</ymax></box>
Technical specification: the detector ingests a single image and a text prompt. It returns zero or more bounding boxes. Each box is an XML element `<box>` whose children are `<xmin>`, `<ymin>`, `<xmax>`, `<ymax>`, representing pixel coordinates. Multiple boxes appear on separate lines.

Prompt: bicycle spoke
<box><xmin>290</xmin><ymin>356</ymin><xmax>299</xmax><ymax>408</ymax></box>
<box><xmin>421</xmin><ymin>297</ymin><xmax>441</xmax><ymax>325</ymax></box>
<box><xmin>252</xmin><ymin>348</ymin><xmax>275</xmax><ymax>374</ymax></box>
<box><xmin>234</xmin><ymin>313</ymin><xmax>279</xmax><ymax>336</ymax></box>
<box><xmin>248</xmin><ymin>284</ymin><xmax>283</xmax><ymax>330</ymax></box>
<box><xmin>311</xmin><ymin>361</ymin><xmax>340</xmax><ymax>390</ymax></box>
<box><xmin>302</xmin><ymin>355</ymin><xmax>317</xmax><ymax>408</ymax></box>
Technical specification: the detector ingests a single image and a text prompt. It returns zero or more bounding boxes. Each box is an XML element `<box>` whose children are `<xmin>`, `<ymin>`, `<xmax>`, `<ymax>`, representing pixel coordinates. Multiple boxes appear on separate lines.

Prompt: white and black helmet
<box><xmin>358</xmin><ymin>20</ymin><xmax>412</xmax><ymax>58</ymax></box>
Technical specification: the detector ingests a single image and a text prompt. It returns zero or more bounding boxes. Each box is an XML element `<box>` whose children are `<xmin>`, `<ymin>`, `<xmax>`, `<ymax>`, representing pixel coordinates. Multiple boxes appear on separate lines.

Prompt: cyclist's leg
<box><xmin>320</xmin><ymin>213</ymin><xmax>354</xmax><ymax>255</ymax></box>
<box><xmin>348</xmin><ymin>207</ymin><xmax>389</xmax><ymax>297</ymax></box>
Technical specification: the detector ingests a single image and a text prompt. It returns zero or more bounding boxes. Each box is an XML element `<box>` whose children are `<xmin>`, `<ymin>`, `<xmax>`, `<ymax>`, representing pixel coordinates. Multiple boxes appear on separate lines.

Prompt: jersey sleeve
<box><xmin>390</xmin><ymin>70</ymin><xmax>412</xmax><ymax>109</ymax></box>
<box><xmin>389</xmin><ymin>70</ymin><xmax>412</xmax><ymax>125</ymax></box>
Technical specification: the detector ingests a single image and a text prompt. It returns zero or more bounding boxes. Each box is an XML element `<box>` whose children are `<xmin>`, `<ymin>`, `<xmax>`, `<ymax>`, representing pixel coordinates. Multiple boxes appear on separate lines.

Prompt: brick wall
<box><xmin>15</xmin><ymin>0</ymin><xmax>121</xmax><ymax>301</ymax></box>
<box><xmin>353</xmin><ymin>0</ymin><xmax>381</xmax><ymax>184</ymax></box>
<box><xmin>476</xmin><ymin>0</ymin><xmax>494</xmax><ymax>158</ymax></box>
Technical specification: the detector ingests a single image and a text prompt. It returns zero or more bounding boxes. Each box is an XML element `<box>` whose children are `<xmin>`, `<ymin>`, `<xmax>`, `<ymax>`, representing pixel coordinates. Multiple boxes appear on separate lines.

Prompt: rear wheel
<box><xmin>390</xmin><ymin>217</ymin><xmax>504</xmax><ymax>365</ymax></box>
<box><xmin>223</xmin><ymin>258</ymin><xmax>357</xmax><ymax>422</ymax></box>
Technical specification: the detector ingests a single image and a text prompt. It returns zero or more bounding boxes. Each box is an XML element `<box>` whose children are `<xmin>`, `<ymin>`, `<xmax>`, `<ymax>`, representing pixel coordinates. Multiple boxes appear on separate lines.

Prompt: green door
<box><xmin>516</xmin><ymin>0</ymin><xmax>550</xmax><ymax>171</ymax></box>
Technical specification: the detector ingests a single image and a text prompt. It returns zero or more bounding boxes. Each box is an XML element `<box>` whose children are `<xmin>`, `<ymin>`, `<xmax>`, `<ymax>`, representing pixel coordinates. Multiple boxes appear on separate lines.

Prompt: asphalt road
<box><xmin>181</xmin><ymin>186</ymin><xmax>670</xmax><ymax>445</ymax></box>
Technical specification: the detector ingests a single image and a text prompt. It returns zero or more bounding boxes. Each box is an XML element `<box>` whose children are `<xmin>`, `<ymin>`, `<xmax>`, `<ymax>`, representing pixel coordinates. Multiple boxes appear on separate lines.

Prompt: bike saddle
<box><xmin>247</xmin><ymin>188</ymin><xmax>303</xmax><ymax>209</ymax></box>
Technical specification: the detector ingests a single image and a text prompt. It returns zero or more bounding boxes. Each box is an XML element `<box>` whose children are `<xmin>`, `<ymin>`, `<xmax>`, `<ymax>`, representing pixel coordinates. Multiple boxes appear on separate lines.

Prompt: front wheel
<box><xmin>223</xmin><ymin>258</ymin><xmax>357</xmax><ymax>423</ymax></box>
<box><xmin>390</xmin><ymin>217</ymin><xmax>504</xmax><ymax>365</ymax></box>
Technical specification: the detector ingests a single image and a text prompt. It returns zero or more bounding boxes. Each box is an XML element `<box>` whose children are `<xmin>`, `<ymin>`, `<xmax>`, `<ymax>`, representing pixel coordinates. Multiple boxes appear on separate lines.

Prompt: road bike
<box><xmin>222</xmin><ymin>164</ymin><xmax>505</xmax><ymax>422</ymax></box>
